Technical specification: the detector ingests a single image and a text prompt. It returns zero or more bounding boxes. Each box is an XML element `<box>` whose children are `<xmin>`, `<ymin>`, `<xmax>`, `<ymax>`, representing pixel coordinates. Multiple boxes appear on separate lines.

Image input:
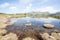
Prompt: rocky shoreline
<box><xmin>0</xmin><ymin>16</ymin><xmax>60</xmax><ymax>40</ymax></box>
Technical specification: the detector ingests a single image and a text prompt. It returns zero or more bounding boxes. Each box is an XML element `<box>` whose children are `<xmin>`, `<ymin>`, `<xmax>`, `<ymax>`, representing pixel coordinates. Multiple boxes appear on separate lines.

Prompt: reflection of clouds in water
<box><xmin>8</xmin><ymin>17</ymin><xmax>60</xmax><ymax>29</ymax></box>
<box><xmin>10</xmin><ymin>18</ymin><xmax>18</xmax><ymax>22</ymax></box>
<box><xmin>39</xmin><ymin>18</ymin><xmax>52</xmax><ymax>23</ymax></box>
<box><xmin>10</xmin><ymin>17</ymin><xmax>60</xmax><ymax>23</ymax></box>
<box><xmin>39</xmin><ymin>17</ymin><xmax>59</xmax><ymax>23</ymax></box>
<box><xmin>22</xmin><ymin>17</ymin><xmax>31</xmax><ymax>21</ymax></box>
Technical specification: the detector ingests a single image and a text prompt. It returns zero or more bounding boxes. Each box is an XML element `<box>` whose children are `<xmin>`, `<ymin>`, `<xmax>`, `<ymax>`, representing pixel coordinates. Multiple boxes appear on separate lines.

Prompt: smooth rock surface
<box><xmin>49</xmin><ymin>36</ymin><xmax>56</xmax><ymax>40</ymax></box>
<box><xmin>22</xmin><ymin>37</ymin><xmax>35</xmax><ymax>40</ymax></box>
<box><xmin>0</xmin><ymin>23</ymin><xmax>7</xmax><ymax>29</ymax></box>
<box><xmin>43</xmin><ymin>24</ymin><xmax>54</xmax><ymax>28</ymax></box>
<box><xmin>1</xmin><ymin>33</ymin><xmax>18</xmax><ymax>40</ymax></box>
<box><xmin>51</xmin><ymin>32</ymin><xmax>60</xmax><ymax>40</ymax></box>
<box><xmin>41</xmin><ymin>33</ymin><xmax>56</xmax><ymax>40</ymax></box>
<box><xmin>0</xmin><ymin>29</ymin><xmax>7</xmax><ymax>35</ymax></box>
<box><xmin>41</xmin><ymin>33</ymin><xmax>50</xmax><ymax>40</ymax></box>
<box><xmin>7</xmin><ymin>22</ymin><xmax>14</xmax><ymax>26</ymax></box>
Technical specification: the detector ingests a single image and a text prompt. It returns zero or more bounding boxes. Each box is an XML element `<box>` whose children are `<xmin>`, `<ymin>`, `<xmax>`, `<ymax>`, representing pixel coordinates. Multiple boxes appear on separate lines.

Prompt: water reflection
<box><xmin>7</xmin><ymin>17</ymin><xmax>60</xmax><ymax>33</ymax></box>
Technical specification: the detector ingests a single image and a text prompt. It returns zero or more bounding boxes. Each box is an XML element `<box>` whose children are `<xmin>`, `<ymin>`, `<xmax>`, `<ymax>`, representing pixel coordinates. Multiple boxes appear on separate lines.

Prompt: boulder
<box><xmin>51</xmin><ymin>32</ymin><xmax>60</xmax><ymax>40</ymax></box>
<box><xmin>58</xmin><ymin>33</ymin><xmax>60</xmax><ymax>36</ymax></box>
<box><xmin>41</xmin><ymin>33</ymin><xmax>50</xmax><ymax>40</ymax></box>
<box><xmin>0</xmin><ymin>23</ymin><xmax>7</xmax><ymax>29</ymax></box>
<box><xmin>41</xmin><ymin>33</ymin><xmax>56</xmax><ymax>40</ymax></box>
<box><xmin>22</xmin><ymin>37</ymin><xmax>35</xmax><ymax>40</ymax></box>
<box><xmin>7</xmin><ymin>22</ymin><xmax>14</xmax><ymax>26</ymax></box>
<box><xmin>49</xmin><ymin>36</ymin><xmax>56</xmax><ymax>40</ymax></box>
<box><xmin>52</xmin><ymin>30</ymin><xmax>59</xmax><ymax>33</ymax></box>
<box><xmin>1</xmin><ymin>33</ymin><xmax>18</xmax><ymax>40</ymax></box>
<box><xmin>0</xmin><ymin>18</ymin><xmax>8</xmax><ymax>23</ymax></box>
<box><xmin>0</xmin><ymin>29</ymin><xmax>7</xmax><ymax>35</ymax></box>
<box><xmin>43</xmin><ymin>24</ymin><xmax>54</xmax><ymax>28</ymax></box>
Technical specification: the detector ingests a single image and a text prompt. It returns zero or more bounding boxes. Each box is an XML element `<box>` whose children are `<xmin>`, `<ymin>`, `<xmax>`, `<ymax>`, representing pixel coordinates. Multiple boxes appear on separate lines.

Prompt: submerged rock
<box><xmin>43</xmin><ymin>24</ymin><xmax>54</xmax><ymax>29</ymax></box>
<box><xmin>25</xmin><ymin>23</ymin><xmax>32</xmax><ymax>27</ymax></box>
<box><xmin>25</xmin><ymin>21</ymin><xmax>32</xmax><ymax>27</ymax></box>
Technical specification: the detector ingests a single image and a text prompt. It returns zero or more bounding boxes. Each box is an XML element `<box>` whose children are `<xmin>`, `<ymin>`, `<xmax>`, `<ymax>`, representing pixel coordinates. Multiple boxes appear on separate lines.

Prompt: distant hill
<box><xmin>0</xmin><ymin>13</ymin><xmax>5</xmax><ymax>14</ymax></box>
<box><xmin>0</xmin><ymin>12</ymin><xmax>50</xmax><ymax>18</ymax></box>
<box><xmin>0</xmin><ymin>12</ymin><xmax>60</xmax><ymax>18</ymax></box>
<box><xmin>26</xmin><ymin>12</ymin><xmax>50</xmax><ymax>18</ymax></box>
<box><xmin>49</xmin><ymin>12</ymin><xmax>60</xmax><ymax>19</ymax></box>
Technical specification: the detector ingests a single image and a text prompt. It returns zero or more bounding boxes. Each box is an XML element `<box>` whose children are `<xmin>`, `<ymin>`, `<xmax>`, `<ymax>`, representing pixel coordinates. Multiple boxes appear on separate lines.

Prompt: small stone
<box><xmin>25</xmin><ymin>23</ymin><xmax>32</xmax><ymax>27</ymax></box>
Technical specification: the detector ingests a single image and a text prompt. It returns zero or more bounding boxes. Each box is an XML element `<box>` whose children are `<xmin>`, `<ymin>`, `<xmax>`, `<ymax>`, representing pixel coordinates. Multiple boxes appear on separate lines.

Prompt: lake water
<box><xmin>6</xmin><ymin>17</ymin><xmax>60</xmax><ymax>33</ymax></box>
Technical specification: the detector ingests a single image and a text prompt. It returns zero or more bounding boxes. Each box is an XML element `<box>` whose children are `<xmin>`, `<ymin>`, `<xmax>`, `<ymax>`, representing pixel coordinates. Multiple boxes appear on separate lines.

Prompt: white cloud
<box><xmin>19</xmin><ymin>0</ymin><xmax>49</xmax><ymax>5</ymax></box>
<box><xmin>40</xmin><ymin>6</ymin><xmax>54</xmax><ymax>12</ymax></box>
<box><xmin>22</xmin><ymin>6</ymin><xmax>60</xmax><ymax>13</ymax></box>
<box><xmin>40</xmin><ymin>6</ymin><xmax>60</xmax><ymax>13</ymax></box>
<box><xmin>32</xmin><ymin>6</ymin><xmax>60</xmax><ymax>13</ymax></box>
<box><xmin>0</xmin><ymin>2</ymin><xmax>10</xmax><ymax>8</ymax></box>
<box><xmin>9</xmin><ymin>6</ymin><xmax>17</xmax><ymax>10</ymax></box>
<box><xmin>23</xmin><ymin>3</ymin><xmax>32</xmax><ymax>12</ymax></box>
<box><xmin>10</xmin><ymin>6</ymin><xmax>56</xmax><ymax>13</ymax></box>
<box><xmin>19</xmin><ymin>0</ymin><xmax>33</xmax><ymax>4</ymax></box>
<box><xmin>40</xmin><ymin>0</ymin><xmax>49</xmax><ymax>4</ymax></box>
<box><xmin>9</xmin><ymin>6</ymin><xmax>18</xmax><ymax>13</ymax></box>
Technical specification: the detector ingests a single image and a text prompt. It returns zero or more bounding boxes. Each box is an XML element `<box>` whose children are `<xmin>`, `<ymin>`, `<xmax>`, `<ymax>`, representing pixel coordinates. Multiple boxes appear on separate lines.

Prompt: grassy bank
<box><xmin>0</xmin><ymin>12</ymin><xmax>49</xmax><ymax>18</ymax></box>
<box><xmin>0</xmin><ymin>12</ymin><xmax>60</xmax><ymax>18</ymax></box>
<box><xmin>0</xmin><ymin>13</ymin><xmax>26</xmax><ymax>18</ymax></box>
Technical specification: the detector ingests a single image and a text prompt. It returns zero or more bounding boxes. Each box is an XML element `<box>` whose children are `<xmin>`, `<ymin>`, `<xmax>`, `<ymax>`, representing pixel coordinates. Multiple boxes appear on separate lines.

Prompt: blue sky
<box><xmin>0</xmin><ymin>0</ymin><xmax>60</xmax><ymax>14</ymax></box>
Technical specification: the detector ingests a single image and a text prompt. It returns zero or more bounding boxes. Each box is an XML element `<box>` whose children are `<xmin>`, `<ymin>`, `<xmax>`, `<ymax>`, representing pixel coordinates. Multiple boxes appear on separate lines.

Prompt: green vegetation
<box><xmin>49</xmin><ymin>12</ymin><xmax>60</xmax><ymax>19</ymax></box>
<box><xmin>0</xmin><ymin>13</ymin><xmax>26</xmax><ymax>18</ymax></box>
<box><xmin>0</xmin><ymin>12</ymin><xmax>60</xmax><ymax>19</ymax></box>
<box><xmin>50</xmin><ymin>15</ymin><xmax>60</xmax><ymax>19</ymax></box>
<box><xmin>0</xmin><ymin>12</ymin><xmax>49</xmax><ymax>18</ymax></box>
